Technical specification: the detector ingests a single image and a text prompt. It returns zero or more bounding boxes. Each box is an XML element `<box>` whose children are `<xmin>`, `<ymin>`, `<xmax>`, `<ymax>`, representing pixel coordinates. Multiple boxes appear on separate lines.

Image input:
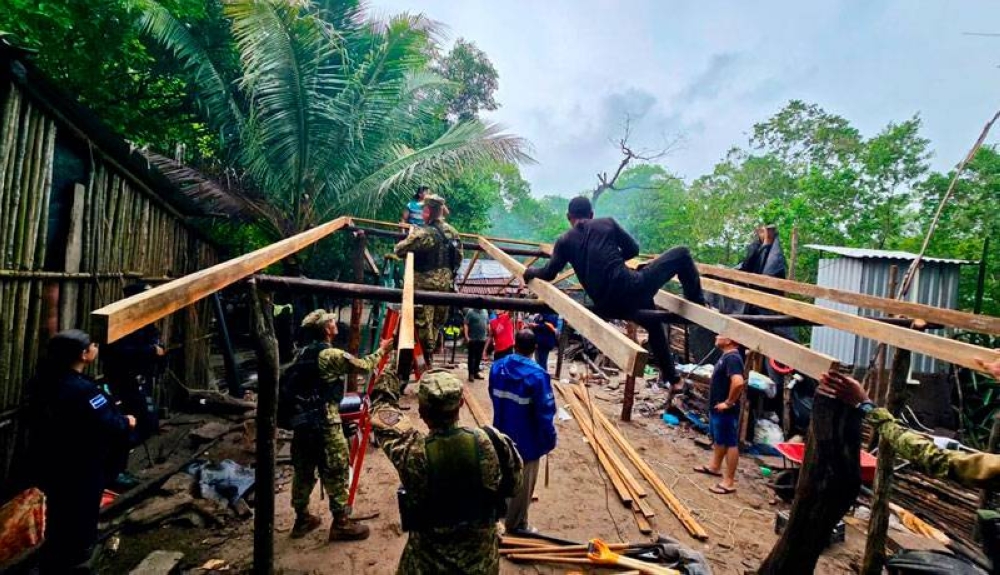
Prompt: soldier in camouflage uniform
<box><xmin>288</xmin><ymin>310</ymin><xmax>393</xmax><ymax>541</ymax></box>
<box><xmin>393</xmin><ymin>193</ymin><xmax>462</xmax><ymax>370</ymax></box>
<box><xmin>820</xmin><ymin>370</ymin><xmax>1000</xmax><ymax>490</ymax></box>
<box><xmin>369</xmin><ymin>368</ymin><xmax>523</xmax><ymax>575</ymax></box>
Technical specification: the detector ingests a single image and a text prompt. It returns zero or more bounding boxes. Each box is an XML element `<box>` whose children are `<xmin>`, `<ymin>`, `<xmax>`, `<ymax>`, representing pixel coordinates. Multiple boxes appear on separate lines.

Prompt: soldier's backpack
<box><xmin>277</xmin><ymin>342</ymin><xmax>331</xmax><ymax>430</ymax></box>
<box><xmin>481</xmin><ymin>425</ymin><xmax>519</xmax><ymax>513</ymax></box>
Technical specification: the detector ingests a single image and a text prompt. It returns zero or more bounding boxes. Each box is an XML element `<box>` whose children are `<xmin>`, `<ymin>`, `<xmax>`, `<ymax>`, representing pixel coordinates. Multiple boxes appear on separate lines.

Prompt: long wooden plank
<box><xmin>459</xmin><ymin>250</ymin><xmax>480</xmax><ymax>287</ymax></box>
<box><xmin>555</xmin><ymin>384</ymin><xmax>634</xmax><ymax>505</ymax></box>
<box><xmin>653</xmin><ymin>290</ymin><xmax>839</xmax><ymax>380</ymax></box>
<box><xmin>551</xmin><ymin>268</ymin><xmax>576</xmax><ymax>285</ymax></box>
<box><xmin>480</xmin><ymin>237</ymin><xmax>647</xmax><ymax>377</ymax></box>
<box><xmin>399</xmin><ymin>253</ymin><xmax>415</xmax><ymax>351</ymax></box>
<box><xmin>91</xmin><ymin>216</ymin><xmax>352</xmax><ymax>343</ymax></box>
<box><xmin>462</xmin><ymin>385</ymin><xmax>490</xmax><ymax>426</ymax></box>
<box><xmin>698</xmin><ymin>263</ymin><xmax>1000</xmax><ymax>335</ymax></box>
<box><xmin>577</xmin><ymin>384</ymin><xmax>709</xmax><ymax>540</ymax></box>
<box><xmin>698</xmin><ymin>276</ymin><xmax>1000</xmax><ymax>374</ymax></box>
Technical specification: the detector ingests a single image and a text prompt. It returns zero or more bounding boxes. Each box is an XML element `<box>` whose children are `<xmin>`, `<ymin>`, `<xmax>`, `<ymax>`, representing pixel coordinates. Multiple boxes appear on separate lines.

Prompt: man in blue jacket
<box><xmin>489</xmin><ymin>329</ymin><xmax>557</xmax><ymax>532</ymax></box>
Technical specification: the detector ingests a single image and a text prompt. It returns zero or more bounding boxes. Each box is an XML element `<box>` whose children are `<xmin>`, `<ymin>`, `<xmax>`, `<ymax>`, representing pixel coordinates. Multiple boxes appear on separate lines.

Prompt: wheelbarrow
<box><xmin>768</xmin><ymin>442</ymin><xmax>878</xmax><ymax>502</ymax></box>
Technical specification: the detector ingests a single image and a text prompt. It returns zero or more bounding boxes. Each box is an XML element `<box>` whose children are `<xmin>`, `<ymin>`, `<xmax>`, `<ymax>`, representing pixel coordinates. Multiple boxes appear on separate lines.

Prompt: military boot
<box><xmin>290</xmin><ymin>512</ymin><xmax>322</xmax><ymax>539</ymax></box>
<box><xmin>329</xmin><ymin>512</ymin><xmax>370</xmax><ymax>541</ymax></box>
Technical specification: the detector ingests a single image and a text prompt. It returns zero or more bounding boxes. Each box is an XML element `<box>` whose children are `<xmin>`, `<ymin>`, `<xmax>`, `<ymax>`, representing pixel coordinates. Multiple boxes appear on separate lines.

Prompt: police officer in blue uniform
<box><xmin>32</xmin><ymin>329</ymin><xmax>136</xmax><ymax>573</ymax></box>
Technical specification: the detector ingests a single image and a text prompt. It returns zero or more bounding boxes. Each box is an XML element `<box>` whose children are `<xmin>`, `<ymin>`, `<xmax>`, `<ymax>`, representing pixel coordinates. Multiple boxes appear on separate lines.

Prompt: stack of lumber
<box><xmin>499</xmin><ymin>537</ymin><xmax>678</xmax><ymax>574</ymax></box>
<box><xmin>891</xmin><ymin>468</ymin><xmax>978</xmax><ymax>551</ymax></box>
<box><xmin>554</xmin><ymin>382</ymin><xmax>708</xmax><ymax>540</ymax></box>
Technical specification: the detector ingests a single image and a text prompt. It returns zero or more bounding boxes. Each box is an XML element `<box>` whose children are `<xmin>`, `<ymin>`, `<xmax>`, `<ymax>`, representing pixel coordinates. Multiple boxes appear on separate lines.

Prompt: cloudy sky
<box><xmin>372</xmin><ymin>0</ymin><xmax>1000</xmax><ymax>196</ymax></box>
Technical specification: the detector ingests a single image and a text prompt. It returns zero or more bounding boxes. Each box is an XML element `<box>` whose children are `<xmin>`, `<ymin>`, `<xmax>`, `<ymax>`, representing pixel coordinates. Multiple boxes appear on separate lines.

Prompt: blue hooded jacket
<box><xmin>488</xmin><ymin>353</ymin><xmax>557</xmax><ymax>462</ymax></box>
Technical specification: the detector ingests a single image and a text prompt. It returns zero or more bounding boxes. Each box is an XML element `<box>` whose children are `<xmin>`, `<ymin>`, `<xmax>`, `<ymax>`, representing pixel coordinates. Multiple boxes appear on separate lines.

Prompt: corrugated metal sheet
<box><xmin>811</xmin><ymin>254</ymin><xmax>962</xmax><ymax>373</ymax></box>
<box><xmin>805</xmin><ymin>244</ymin><xmax>976</xmax><ymax>265</ymax></box>
<box><xmin>812</xmin><ymin>257</ymin><xmax>861</xmax><ymax>365</ymax></box>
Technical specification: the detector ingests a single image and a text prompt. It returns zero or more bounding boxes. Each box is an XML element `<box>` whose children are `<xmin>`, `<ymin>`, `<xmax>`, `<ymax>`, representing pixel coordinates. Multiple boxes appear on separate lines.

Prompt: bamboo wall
<box><xmin>0</xmin><ymin>82</ymin><xmax>219</xmax><ymax>491</ymax></box>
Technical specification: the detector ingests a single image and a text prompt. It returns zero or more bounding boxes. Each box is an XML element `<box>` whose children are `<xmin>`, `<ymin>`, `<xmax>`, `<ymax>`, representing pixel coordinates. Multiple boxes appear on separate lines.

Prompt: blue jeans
<box><xmin>534</xmin><ymin>347</ymin><xmax>553</xmax><ymax>371</ymax></box>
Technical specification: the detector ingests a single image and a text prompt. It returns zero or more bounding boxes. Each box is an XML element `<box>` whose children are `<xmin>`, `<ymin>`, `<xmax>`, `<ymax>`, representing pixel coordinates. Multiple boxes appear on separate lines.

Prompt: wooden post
<box><xmin>739</xmin><ymin>352</ymin><xmax>762</xmax><ymax>447</ymax></box>
<box><xmin>555</xmin><ymin>325</ymin><xmax>569</xmax><ymax>379</ymax></box>
<box><xmin>250</xmin><ymin>282</ymin><xmax>279</xmax><ymax>575</ymax></box>
<box><xmin>788</xmin><ymin>226</ymin><xmax>798</xmax><ymax>283</ymax></box>
<box><xmin>621</xmin><ymin>322</ymin><xmax>639</xmax><ymax>421</ymax></box>
<box><xmin>59</xmin><ymin>183</ymin><xmax>85</xmax><ymax>330</ymax></box>
<box><xmin>873</xmin><ymin>265</ymin><xmax>900</xmax><ymax>405</ymax></box>
<box><xmin>211</xmin><ymin>292</ymin><xmax>242</xmax><ymax>396</ymax></box>
<box><xmin>348</xmin><ymin>231</ymin><xmax>366</xmax><ymax>392</ymax></box>
<box><xmin>758</xmin><ymin>394</ymin><xmax>864</xmax><ymax>574</ymax></box>
<box><xmin>861</xmin><ymin>345</ymin><xmax>913</xmax><ymax>575</ymax></box>
<box><xmin>974</xmin><ymin>237</ymin><xmax>989</xmax><ymax>315</ymax></box>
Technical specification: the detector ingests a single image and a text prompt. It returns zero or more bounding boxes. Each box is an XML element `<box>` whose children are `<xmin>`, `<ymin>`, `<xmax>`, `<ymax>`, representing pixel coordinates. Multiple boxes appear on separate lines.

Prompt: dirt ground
<box><xmin>103</xmin><ymin>360</ymin><xmax>866</xmax><ymax>574</ymax></box>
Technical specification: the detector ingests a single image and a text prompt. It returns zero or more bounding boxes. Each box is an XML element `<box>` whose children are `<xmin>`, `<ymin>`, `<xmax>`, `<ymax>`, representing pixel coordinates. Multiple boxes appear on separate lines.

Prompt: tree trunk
<box><xmin>250</xmin><ymin>283</ymin><xmax>279</xmax><ymax>575</ymax></box>
<box><xmin>758</xmin><ymin>394</ymin><xmax>863</xmax><ymax>575</ymax></box>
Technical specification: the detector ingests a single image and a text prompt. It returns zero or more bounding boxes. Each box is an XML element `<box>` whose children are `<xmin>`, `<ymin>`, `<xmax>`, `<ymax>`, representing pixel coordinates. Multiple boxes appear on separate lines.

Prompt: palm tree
<box><xmin>136</xmin><ymin>0</ymin><xmax>530</xmax><ymax>242</ymax></box>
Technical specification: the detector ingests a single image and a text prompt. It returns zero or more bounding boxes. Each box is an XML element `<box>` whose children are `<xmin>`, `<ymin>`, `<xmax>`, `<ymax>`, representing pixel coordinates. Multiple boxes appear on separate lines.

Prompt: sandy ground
<box><xmin>103</xmin><ymin>360</ymin><xmax>865</xmax><ymax>574</ymax></box>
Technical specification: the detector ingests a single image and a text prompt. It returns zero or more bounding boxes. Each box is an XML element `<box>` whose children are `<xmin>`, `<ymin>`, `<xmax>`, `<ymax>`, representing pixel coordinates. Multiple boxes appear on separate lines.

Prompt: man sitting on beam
<box><xmin>522</xmin><ymin>195</ymin><xmax>707</xmax><ymax>386</ymax></box>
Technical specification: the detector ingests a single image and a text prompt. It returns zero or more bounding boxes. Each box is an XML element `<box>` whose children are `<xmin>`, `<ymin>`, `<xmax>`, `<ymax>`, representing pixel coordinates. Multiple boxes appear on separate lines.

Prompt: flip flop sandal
<box><xmin>709</xmin><ymin>484</ymin><xmax>737</xmax><ymax>495</ymax></box>
<box><xmin>693</xmin><ymin>465</ymin><xmax>722</xmax><ymax>477</ymax></box>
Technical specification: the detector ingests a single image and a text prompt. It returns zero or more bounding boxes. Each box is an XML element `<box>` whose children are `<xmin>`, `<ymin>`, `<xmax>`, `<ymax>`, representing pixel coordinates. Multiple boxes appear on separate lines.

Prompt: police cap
<box><xmin>417</xmin><ymin>369</ymin><xmax>463</xmax><ymax>412</ymax></box>
<box><xmin>301</xmin><ymin>309</ymin><xmax>337</xmax><ymax>329</ymax></box>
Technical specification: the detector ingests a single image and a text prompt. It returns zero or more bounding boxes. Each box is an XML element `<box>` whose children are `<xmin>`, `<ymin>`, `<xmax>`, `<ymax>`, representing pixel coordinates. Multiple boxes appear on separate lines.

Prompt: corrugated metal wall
<box><xmin>811</xmin><ymin>257</ymin><xmax>861</xmax><ymax>364</ymax></box>
<box><xmin>812</xmin><ymin>257</ymin><xmax>961</xmax><ymax>373</ymax></box>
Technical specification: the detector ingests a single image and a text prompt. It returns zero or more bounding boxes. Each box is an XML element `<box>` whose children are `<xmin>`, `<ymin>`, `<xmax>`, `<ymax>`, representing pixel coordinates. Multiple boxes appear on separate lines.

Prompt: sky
<box><xmin>372</xmin><ymin>0</ymin><xmax>1000</xmax><ymax>197</ymax></box>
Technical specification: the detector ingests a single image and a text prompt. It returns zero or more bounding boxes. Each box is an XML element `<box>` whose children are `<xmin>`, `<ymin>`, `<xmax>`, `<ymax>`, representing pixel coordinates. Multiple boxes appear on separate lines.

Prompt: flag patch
<box><xmin>89</xmin><ymin>395</ymin><xmax>108</xmax><ymax>409</ymax></box>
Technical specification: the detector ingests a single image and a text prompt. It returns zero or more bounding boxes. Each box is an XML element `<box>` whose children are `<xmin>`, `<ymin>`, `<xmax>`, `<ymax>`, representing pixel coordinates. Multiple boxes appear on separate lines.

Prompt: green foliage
<box><xmin>431</xmin><ymin>38</ymin><xmax>499</xmax><ymax>123</ymax></box>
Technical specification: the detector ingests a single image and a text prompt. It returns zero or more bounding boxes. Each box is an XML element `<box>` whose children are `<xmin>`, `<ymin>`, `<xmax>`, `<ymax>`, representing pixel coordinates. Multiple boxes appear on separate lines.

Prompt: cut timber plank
<box><xmin>399</xmin><ymin>253</ymin><xmax>415</xmax><ymax>351</ymax></box>
<box><xmin>698</xmin><ymin>263</ymin><xmax>1000</xmax><ymax>335</ymax></box>
<box><xmin>574</xmin><ymin>384</ymin><xmax>709</xmax><ymax>540</ymax></box>
<box><xmin>551</xmin><ymin>268</ymin><xmax>576</xmax><ymax>285</ymax></box>
<box><xmin>459</xmin><ymin>251</ymin><xmax>480</xmax><ymax>287</ymax></box>
<box><xmin>653</xmin><ymin>290</ymin><xmax>838</xmax><ymax>380</ymax></box>
<box><xmin>129</xmin><ymin>550</ymin><xmax>184</xmax><ymax>575</ymax></box>
<box><xmin>480</xmin><ymin>237</ymin><xmax>648</xmax><ymax>377</ymax></box>
<box><xmin>555</xmin><ymin>384</ymin><xmax>634</xmax><ymax>505</ymax></box>
<box><xmin>362</xmin><ymin>248</ymin><xmax>380</xmax><ymax>275</ymax></box>
<box><xmin>462</xmin><ymin>385</ymin><xmax>490</xmax><ymax>426</ymax></box>
<box><xmin>632</xmin><ymin>502</ymin><xmax>654</xmax><ymax>534</ymax></box>
<box><xmin>92</xmin><ymin>216</ymin><xmax>351</xmax><ymax>343</ymax></box>
<box><xmin>698</xmin><ymin>276</ymin><xmax>1000</xmax><ymax>374</ymax></box>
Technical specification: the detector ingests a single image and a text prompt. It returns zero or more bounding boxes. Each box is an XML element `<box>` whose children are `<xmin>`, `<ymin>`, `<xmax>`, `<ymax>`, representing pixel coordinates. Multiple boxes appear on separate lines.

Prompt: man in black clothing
<box><xmin>522</xmin><ymin>196</ymin><xmax>706</xmax><ymax>384</ymax></box>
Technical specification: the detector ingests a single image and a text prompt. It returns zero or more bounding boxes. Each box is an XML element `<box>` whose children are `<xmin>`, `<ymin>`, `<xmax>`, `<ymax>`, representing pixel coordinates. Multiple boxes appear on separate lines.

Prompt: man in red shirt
<box><xmin>488</xmin><ymin>311</ymin><xmax>515</xmax><ymax>360</ymax></box>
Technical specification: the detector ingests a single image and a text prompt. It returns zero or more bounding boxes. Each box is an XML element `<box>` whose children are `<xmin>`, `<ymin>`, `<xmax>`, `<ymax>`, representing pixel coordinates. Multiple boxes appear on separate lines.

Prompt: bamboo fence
<box><xmin>0</xmin><ymin>82</ymin><xmax>219</xmax><ymax>490</ymax></box>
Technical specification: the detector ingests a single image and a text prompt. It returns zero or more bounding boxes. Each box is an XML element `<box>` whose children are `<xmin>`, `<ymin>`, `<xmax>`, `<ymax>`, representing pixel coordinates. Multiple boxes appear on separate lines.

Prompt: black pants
<box><xmin>607</xmin><ymin>247</ymin><xmax>706</xmax><ymax>384</ymax></box>
<box><xmin>40</xmin><ymin>471</ymin><xmax>103</xmax><ymax>573</ymax></box>
<box><xmin>467</xmin><ymin>339</ymin><xmax>486</xmax><ymax>378</ymax></box>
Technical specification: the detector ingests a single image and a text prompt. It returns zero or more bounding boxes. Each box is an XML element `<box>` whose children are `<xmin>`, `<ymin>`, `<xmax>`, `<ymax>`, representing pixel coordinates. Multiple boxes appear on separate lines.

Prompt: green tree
<box><xmin>432</xmin><ymin>38</ymin><xmax>499</xmax><ymax>123</ymax></box>
<box><xmin>136</xmin><ymin>0</ymin><xmax>530</xmax><ymax>263</ymax></box>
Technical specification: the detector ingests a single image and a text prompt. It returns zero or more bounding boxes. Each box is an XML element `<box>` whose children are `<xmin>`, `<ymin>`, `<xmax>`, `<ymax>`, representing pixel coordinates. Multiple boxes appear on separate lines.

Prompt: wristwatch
<box><xmin>856</xmin><ymin>400</ymin><xmax>877</xmax><ymax>415</ymax></box>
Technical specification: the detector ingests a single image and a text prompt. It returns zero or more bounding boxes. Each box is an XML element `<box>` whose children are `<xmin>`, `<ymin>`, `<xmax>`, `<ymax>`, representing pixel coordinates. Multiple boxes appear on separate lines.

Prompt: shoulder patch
<box><xmin>89</xmin><ymin>395</ymin><xmax>108</xmax><ymax>409</ymax></box>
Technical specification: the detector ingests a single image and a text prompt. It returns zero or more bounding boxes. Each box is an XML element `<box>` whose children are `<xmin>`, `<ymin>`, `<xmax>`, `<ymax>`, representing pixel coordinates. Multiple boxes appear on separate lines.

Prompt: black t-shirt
<box><xmin>524</xmin><ymin>218</ymin><xmax>641</xmax><ymax>310</ymax></box>
<box><xmin>710</xmin><ymin>351</ymin><xmax>745</xmax><ymax>414</ymax></box>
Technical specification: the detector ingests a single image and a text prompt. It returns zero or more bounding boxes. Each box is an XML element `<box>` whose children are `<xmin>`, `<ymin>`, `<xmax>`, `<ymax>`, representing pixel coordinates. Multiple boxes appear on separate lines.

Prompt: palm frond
<box><xmin>134</xmin><ymin>0</ymin><xmax>244</xmax><ymax>138</ymax></box>
<box><xmin>324</xmin><ymin>121</ymin><xmax>533</xmax><ymax>218</ymax></box>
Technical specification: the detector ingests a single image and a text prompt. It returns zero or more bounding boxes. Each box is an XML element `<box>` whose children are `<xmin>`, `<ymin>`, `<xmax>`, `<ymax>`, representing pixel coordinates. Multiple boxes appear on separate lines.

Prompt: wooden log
<box><xmin>573</xmin><ymin>384</ymin><xmax>709</xmax><ymax>540</ymax></box>
<box><xmin>862</xmin><ymin>346</ymin><xmax>912</xmax><ymax>575</ymax></box>
<box><xmin>698</xmin><ymin>275</ymin><xmax>1000</xmax><ymax>374</ymax></box>
<box><xmin>91</xmin><ymin>216</ymin><xmax>351</xmax><ymax>343</ymax></box>
<box><xmin>249</xmin><ymin>282</ymin><xmax>279</xmax><ymax>575</ymax></box>
<box><xmin>481</xmin><ymin>237</ymin><xmax>648</xmax><ymax>377</ymax></box>
<box><xmin>697</xmin><ymin>263</ymin><xmax>1000</xmax><ymax>335</ymax></box>
<box><xmin>653</xmin><ymin>290</ymin><xmax>839</xmax><ymax>380</ymax></box>
<box><xmin>758</xmin><ymin>395</ymin><xmax>864</xmax><ymax>574</ymax></box>
<box><xmin>59</xmin><ymin>183</ymin><xmax>86</xmax><ymax>329</ymax></box>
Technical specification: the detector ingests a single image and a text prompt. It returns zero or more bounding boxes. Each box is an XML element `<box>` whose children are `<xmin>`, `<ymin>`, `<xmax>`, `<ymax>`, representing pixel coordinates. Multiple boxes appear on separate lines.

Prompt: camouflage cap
<box><xmin>417</xmin><ymin>369</ymin><xmax>463</xmax><ymax>412</ymax></box>
<box><xmin>423</xmin><ymin>193</ymin><xmax>446</xmax><ymax>208</ymax></box>
<box><xmin>301</xmin><ymin>308</ymin><xmax>337</xmax><ymax>329</ymax></box>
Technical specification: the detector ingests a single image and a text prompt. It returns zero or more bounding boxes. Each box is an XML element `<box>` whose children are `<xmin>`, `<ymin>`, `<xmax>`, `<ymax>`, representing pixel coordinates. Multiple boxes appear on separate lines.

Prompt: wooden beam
<box><xmin>551</xmin><ymin>268</ymin><xmax>576</xmax><ymax>285</ymax></box>
<box><xmin>494</xmin><ymin>256</ymin><xmax>539</xmax><ymax>295</ymax></box>
<box><xmin>575</xmin><ymin>384</ymin><xmax>709</xmax><ymax>540</ymax></box>
<box><xmin>653</xmin><ymin>290</ymin><xmax>839</xmax><ymax>380</ymax></box>
<box><xmin>351</xmin><ymin>216</ymin><xmax>550</xmax><ymax>249</ymax></box>
<box><xmin>91</xmin><ymin>216</ymin><xmax>351</xmax><ymax>343</ymax></box>
<box><xmin>459</xmin><ymin>251</ymin><xmax>480</xmax><ymax>287</ymax></box>
<box><xmin>697</xmin><ymin>263</ymin><xmax>1000</xmax><ymax>335</ymax></box>
<box><xmin>698</xmin><ymin>276</ymin><xmax>1000</xmax><ymax>374</ymax></box>
<box><xmin>362</xmin><ymin>248</ymin><xmax>379</xmax><ymax>276</ymax></box>
<box><xmin>462</xmin><ymin>385</ymin><xmax>490</xmax><ymax>426</ymax></box>
<box><xmin>399</xmin><ymin>253</ymin><xmax>415</xmax><ymax>351</ymax></box>
<box><xmin>480</xmin><ymin>238</ymin><xmax>648</xmax><ymax>377</ymax></box>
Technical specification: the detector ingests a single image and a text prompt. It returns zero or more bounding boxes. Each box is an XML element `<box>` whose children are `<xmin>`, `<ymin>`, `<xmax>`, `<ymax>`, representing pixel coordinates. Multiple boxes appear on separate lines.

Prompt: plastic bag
<box><xmin>754</xmin><ymin>418</ymin><xmax>784</xmax><ymax>446</ymax></box>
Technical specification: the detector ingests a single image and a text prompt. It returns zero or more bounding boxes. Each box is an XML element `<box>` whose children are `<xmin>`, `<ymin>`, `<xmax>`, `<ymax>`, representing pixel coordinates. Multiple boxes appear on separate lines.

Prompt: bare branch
<box><xmin>591</xmin><ymin>114</ymin><xmax>682</xmax><ymax>204</ymax></box>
